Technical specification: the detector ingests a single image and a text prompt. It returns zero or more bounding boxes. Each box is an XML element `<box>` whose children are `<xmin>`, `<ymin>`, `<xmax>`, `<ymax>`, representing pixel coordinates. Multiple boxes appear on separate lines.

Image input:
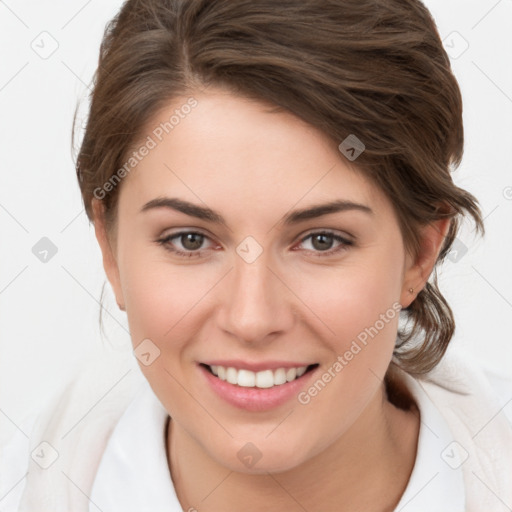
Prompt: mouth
<box><xmin>200</xmin><ymin>363</ymin><xmax>319</xmax><ymax>389</ymax></box>
<box><xmin>198</xmin><ymin>360</ymin><xmax>320</xmax><ymax>411</ymax></box>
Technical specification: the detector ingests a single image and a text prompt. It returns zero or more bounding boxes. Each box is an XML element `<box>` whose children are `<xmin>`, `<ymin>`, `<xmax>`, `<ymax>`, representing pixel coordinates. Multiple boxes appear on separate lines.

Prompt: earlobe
<box><xmin>92</xmin><ymin>199</ymin><xmax>126</xmax><ymax>312</ymax></box>
<box><xmin>401</xmin><ymin>217</ymin><xmax>451</xmax><ymax>308</ymax></box>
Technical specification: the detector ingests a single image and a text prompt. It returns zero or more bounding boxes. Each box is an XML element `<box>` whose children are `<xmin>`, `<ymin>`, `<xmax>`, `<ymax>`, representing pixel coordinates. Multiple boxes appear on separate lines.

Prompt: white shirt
<box><xmin>393</xmin><ymin>373</ymin><xmax>465</xmax><ymax>511</ymax></box>
<box><xmin>88</xmin><ymin>375</ymin><xmax>465</xmax><ymax>512</ymax></box>
<box><xmin>89</xmin><ymin>380</ymin><xmax>182</xmax><ymax>511</ymax></box>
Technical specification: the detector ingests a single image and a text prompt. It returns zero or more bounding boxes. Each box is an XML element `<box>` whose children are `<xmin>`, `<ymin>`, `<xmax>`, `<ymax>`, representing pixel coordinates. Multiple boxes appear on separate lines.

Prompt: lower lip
<box><xmin>199</xmin><ymin>364</ymin><xmax>318</xmax><ymax>412</ymax></box>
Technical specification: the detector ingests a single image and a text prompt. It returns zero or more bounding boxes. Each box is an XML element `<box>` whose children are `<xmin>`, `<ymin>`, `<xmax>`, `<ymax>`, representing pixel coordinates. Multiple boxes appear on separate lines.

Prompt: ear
<box><xmin>92</xmin><ymin>199</ymin><xmax>126</xmax><ymax>312</ymax></box>
<box><xmin>400</xmin><ymin>217</ymin><xmax>451</xmax><ymax>308</ymax></box>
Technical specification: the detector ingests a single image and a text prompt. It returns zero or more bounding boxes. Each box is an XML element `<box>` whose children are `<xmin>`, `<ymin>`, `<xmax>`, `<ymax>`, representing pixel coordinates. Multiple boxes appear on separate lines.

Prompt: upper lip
<box><xmin>201</xmin><ymin>360</ymin><xmax>317</xmax><ymax>372</ymax></box>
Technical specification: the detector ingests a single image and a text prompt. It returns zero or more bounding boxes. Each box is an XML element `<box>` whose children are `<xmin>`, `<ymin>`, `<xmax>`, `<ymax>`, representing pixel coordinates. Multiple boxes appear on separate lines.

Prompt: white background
<box><xmin>0</xmin><ymin>0</ymin><xmax>511</xmax><ymax>445</ymax></box>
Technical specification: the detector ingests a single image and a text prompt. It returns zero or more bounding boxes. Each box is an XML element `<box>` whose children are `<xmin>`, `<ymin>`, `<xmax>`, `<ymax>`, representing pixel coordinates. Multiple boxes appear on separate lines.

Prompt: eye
<box><xmin>296</xmin><ymin>230</ymin><xmax>353</xmax><ymax>257</ymax></box>
<box><xmin>156</xmin><ymin>231</ymin><xmax>215</xmax><ymax>258</ymax></box>
<box><xmin>156</xmin><ymin>229</ymin><xmax>353</xmax><ymax>259</ymax></box>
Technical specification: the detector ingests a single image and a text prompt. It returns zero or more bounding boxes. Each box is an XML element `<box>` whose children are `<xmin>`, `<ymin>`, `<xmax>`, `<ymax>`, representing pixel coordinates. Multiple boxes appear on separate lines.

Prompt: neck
<box><xmin>167</xmin><ymin>382</ymin><xmax>419</xmax><ymax>512</ymax></box>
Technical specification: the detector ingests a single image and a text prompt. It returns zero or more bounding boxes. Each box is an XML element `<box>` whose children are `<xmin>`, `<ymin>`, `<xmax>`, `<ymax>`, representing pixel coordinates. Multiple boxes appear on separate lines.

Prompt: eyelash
<box><xmin>156</xmin><ymin>230</ymin><xmax>353</xmax><ymax>259</ymax></box>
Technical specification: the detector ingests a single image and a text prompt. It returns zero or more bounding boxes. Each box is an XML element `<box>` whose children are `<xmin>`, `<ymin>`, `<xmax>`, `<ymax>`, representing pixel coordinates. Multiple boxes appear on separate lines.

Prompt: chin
<box><xmin>208</xmin><ymin>435</ymin><xmax>315</xmax><ymax>475</ymax></box>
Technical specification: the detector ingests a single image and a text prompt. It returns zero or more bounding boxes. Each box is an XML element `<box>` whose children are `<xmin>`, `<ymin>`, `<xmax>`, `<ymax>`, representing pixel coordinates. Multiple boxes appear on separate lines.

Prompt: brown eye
<box><xmin>298</xmin><ymin>231</ymin><xmax>353</xmax><ymax>257</ymax></box>
<box><xmin>180</xmin><ymin>232</ymin><xmax>204</xmax><ymax>251</ymax></box>
<box><xmin>157</xmin><ymin>231</ymin><xmax>213</xmax><ymax>258</ymax></box>
<box><xmin>310</xmin><ymin>233</ymin><xmax>335</xmax><ymax>251</ymax></box>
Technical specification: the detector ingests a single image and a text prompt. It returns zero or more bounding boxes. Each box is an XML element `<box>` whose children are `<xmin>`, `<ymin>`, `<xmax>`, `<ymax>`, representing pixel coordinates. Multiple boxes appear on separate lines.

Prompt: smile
<box><xmin>199</xmin><ymin>362</ymin><xmax>319</xmax><ymax>411</ymax></box>
<box><xmin>204</xmin><ymin>364</ymin><xmax>316</xmax><ymax>388</ymax></box>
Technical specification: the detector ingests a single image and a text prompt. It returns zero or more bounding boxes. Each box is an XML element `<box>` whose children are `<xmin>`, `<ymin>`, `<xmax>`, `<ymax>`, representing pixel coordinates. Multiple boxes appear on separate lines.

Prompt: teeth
<box><xmin>286</xmin><ymin>368</ymin><xmax>297</xmax><ymax>382</ymax></box>
<box><xmin>255</xmin><ymin>370</ymin><xmax>273</xmax><ymax>388</ymax></box>
<box><xmin>238</xmin><ymin>369</ymin><xmax>255</xmax><ymax>387</ymax></box>
<box><xmin>274</xmin><ymin>368</ymin><xmax>287</xmax><ymax>385</ymax></box>
<box><xmin>208</xmin><ymin>364</ymin><xmax>310</xmax><ymax>388</ymax></box>
<box><xmin>226</xmin><ymin>367</ymin><xmax>238</xmax><ymax>385</ymax></box>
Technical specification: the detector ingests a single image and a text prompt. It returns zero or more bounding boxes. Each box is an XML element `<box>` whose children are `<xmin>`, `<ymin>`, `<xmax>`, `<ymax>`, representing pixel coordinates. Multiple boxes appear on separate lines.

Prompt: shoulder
<box><xmin>423</xmin><ymin>347</ymin><xmax>511</xmax><ymax>410</ymax></box>
<box><xmin>0</xmin><ymin>349</ymin><xmax>146</xmax><ymax>511</ymax></box>
<box><xmin>414</xmin><ymin>346</ymin><xmax>512</xmax><ymax>429</ymax></box>
<box><xmin>471</xmin><ymin>357</ymin><xmax>512</xmax><ymax>423</ymax></box>
<box><xmin>410</xmin><ymin>347</ymin><xmax>512</xmax><ymax>510</ymax></box>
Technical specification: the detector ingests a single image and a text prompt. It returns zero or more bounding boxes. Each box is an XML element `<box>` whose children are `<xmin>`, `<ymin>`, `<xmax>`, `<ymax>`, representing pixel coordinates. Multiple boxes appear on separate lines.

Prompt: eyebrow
<box><xmin>140</xmin><ymin>197</ymin><xmax>373</xmax><ymax>226</ymax></box>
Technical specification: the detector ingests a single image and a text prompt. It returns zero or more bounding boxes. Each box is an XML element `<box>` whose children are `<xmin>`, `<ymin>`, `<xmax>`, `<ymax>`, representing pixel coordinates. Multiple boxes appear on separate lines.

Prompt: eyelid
<box><xmin>158</xmin><ymin>229</ymin><xmax>217</xmax><ymax>252</ymax></box>
<box><xmin>298</xmin><ymin>228</ymin><xmax>354</xmax><ymax>244</ymax></box>
<box><xmin>293</xmin><ymin>230</ymin><xmax>354</xmax><ymax>256</ymax></box>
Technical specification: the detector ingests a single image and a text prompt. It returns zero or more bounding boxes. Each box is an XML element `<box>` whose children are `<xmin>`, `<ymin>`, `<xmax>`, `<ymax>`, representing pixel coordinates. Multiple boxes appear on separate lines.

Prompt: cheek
<box><xmin>289</xmin><ymin>253</ymin><xmax>404</xmax><ymax>444</ymax></box>
<box><xmin>120</xmin><ymin>255</ymin><xmax>214</xmax><ymax>346</ymax></box>
<box><xmin>338</xmin><ymin>268</ymin><xmax>401</xmax><ymax>353</ymax></box>
<box><xmin>289</xmin><ymin>248</ymin><xmax>405</xmax><ymax>421</ymax></box>
<box><xmin>118</xmin><ymin>253</ymin><xmax>217</xmax><ymax>413</ymax></box>
<box><xmin>296</xmin><ymin>250</ymin><xmax>403</xmax><ymax>349</ymax></box>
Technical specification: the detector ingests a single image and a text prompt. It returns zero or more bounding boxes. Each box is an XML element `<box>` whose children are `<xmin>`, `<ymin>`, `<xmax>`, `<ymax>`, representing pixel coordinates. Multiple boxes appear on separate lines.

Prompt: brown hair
<box><xmin>74</xmin><ymin>0</ymin><xmax>484</xmax><ymax>376</ymax></box>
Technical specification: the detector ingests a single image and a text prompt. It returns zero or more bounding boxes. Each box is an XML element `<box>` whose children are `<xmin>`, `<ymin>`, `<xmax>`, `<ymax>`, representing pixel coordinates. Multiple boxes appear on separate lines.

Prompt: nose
<box><xmin>217</xmin><ymin>251</ymin><xmax>296</xmax><ymax>345</ymax></box>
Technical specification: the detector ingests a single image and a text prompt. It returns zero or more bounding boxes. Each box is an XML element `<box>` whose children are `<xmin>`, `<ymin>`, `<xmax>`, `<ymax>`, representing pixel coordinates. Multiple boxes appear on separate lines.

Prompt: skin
<box><xmin>93</xmin><ymin>87</ymin><xmax>450</xmax><ymax>511</ymax></box>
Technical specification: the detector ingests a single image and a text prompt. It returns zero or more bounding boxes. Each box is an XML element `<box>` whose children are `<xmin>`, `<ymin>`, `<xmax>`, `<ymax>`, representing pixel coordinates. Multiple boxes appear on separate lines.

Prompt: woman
<box><xmin>1</xmin><ymin>0</ymin><xmax>511</xmax><ymax>511</ymax></box>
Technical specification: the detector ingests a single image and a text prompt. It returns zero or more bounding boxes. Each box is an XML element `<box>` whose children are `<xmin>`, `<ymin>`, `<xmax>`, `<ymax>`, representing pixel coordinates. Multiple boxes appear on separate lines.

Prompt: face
<box><xmin>94</xmin><ymin>87</ymin><xmax>436</xmax><ymax>474</ymax></box>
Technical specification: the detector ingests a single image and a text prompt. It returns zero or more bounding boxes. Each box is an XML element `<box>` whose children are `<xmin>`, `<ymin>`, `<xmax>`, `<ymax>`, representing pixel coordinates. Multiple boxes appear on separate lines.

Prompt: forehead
<box><xmin>118</xmin><ymin>89</ymin><xmax>389</xmax><ymax>223</ymax></box>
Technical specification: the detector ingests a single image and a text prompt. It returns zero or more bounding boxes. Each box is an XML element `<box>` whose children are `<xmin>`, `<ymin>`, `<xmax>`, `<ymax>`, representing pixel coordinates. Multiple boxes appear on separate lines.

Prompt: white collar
<box><xmin>89</xmin><ymin>379</ymin><xmax>182</xmax><ymax>512</ymax></box>
<box><xmin>393</xmin><ymin>371</ymin><xmax>465</xmax><ymax>511</ymax></box>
